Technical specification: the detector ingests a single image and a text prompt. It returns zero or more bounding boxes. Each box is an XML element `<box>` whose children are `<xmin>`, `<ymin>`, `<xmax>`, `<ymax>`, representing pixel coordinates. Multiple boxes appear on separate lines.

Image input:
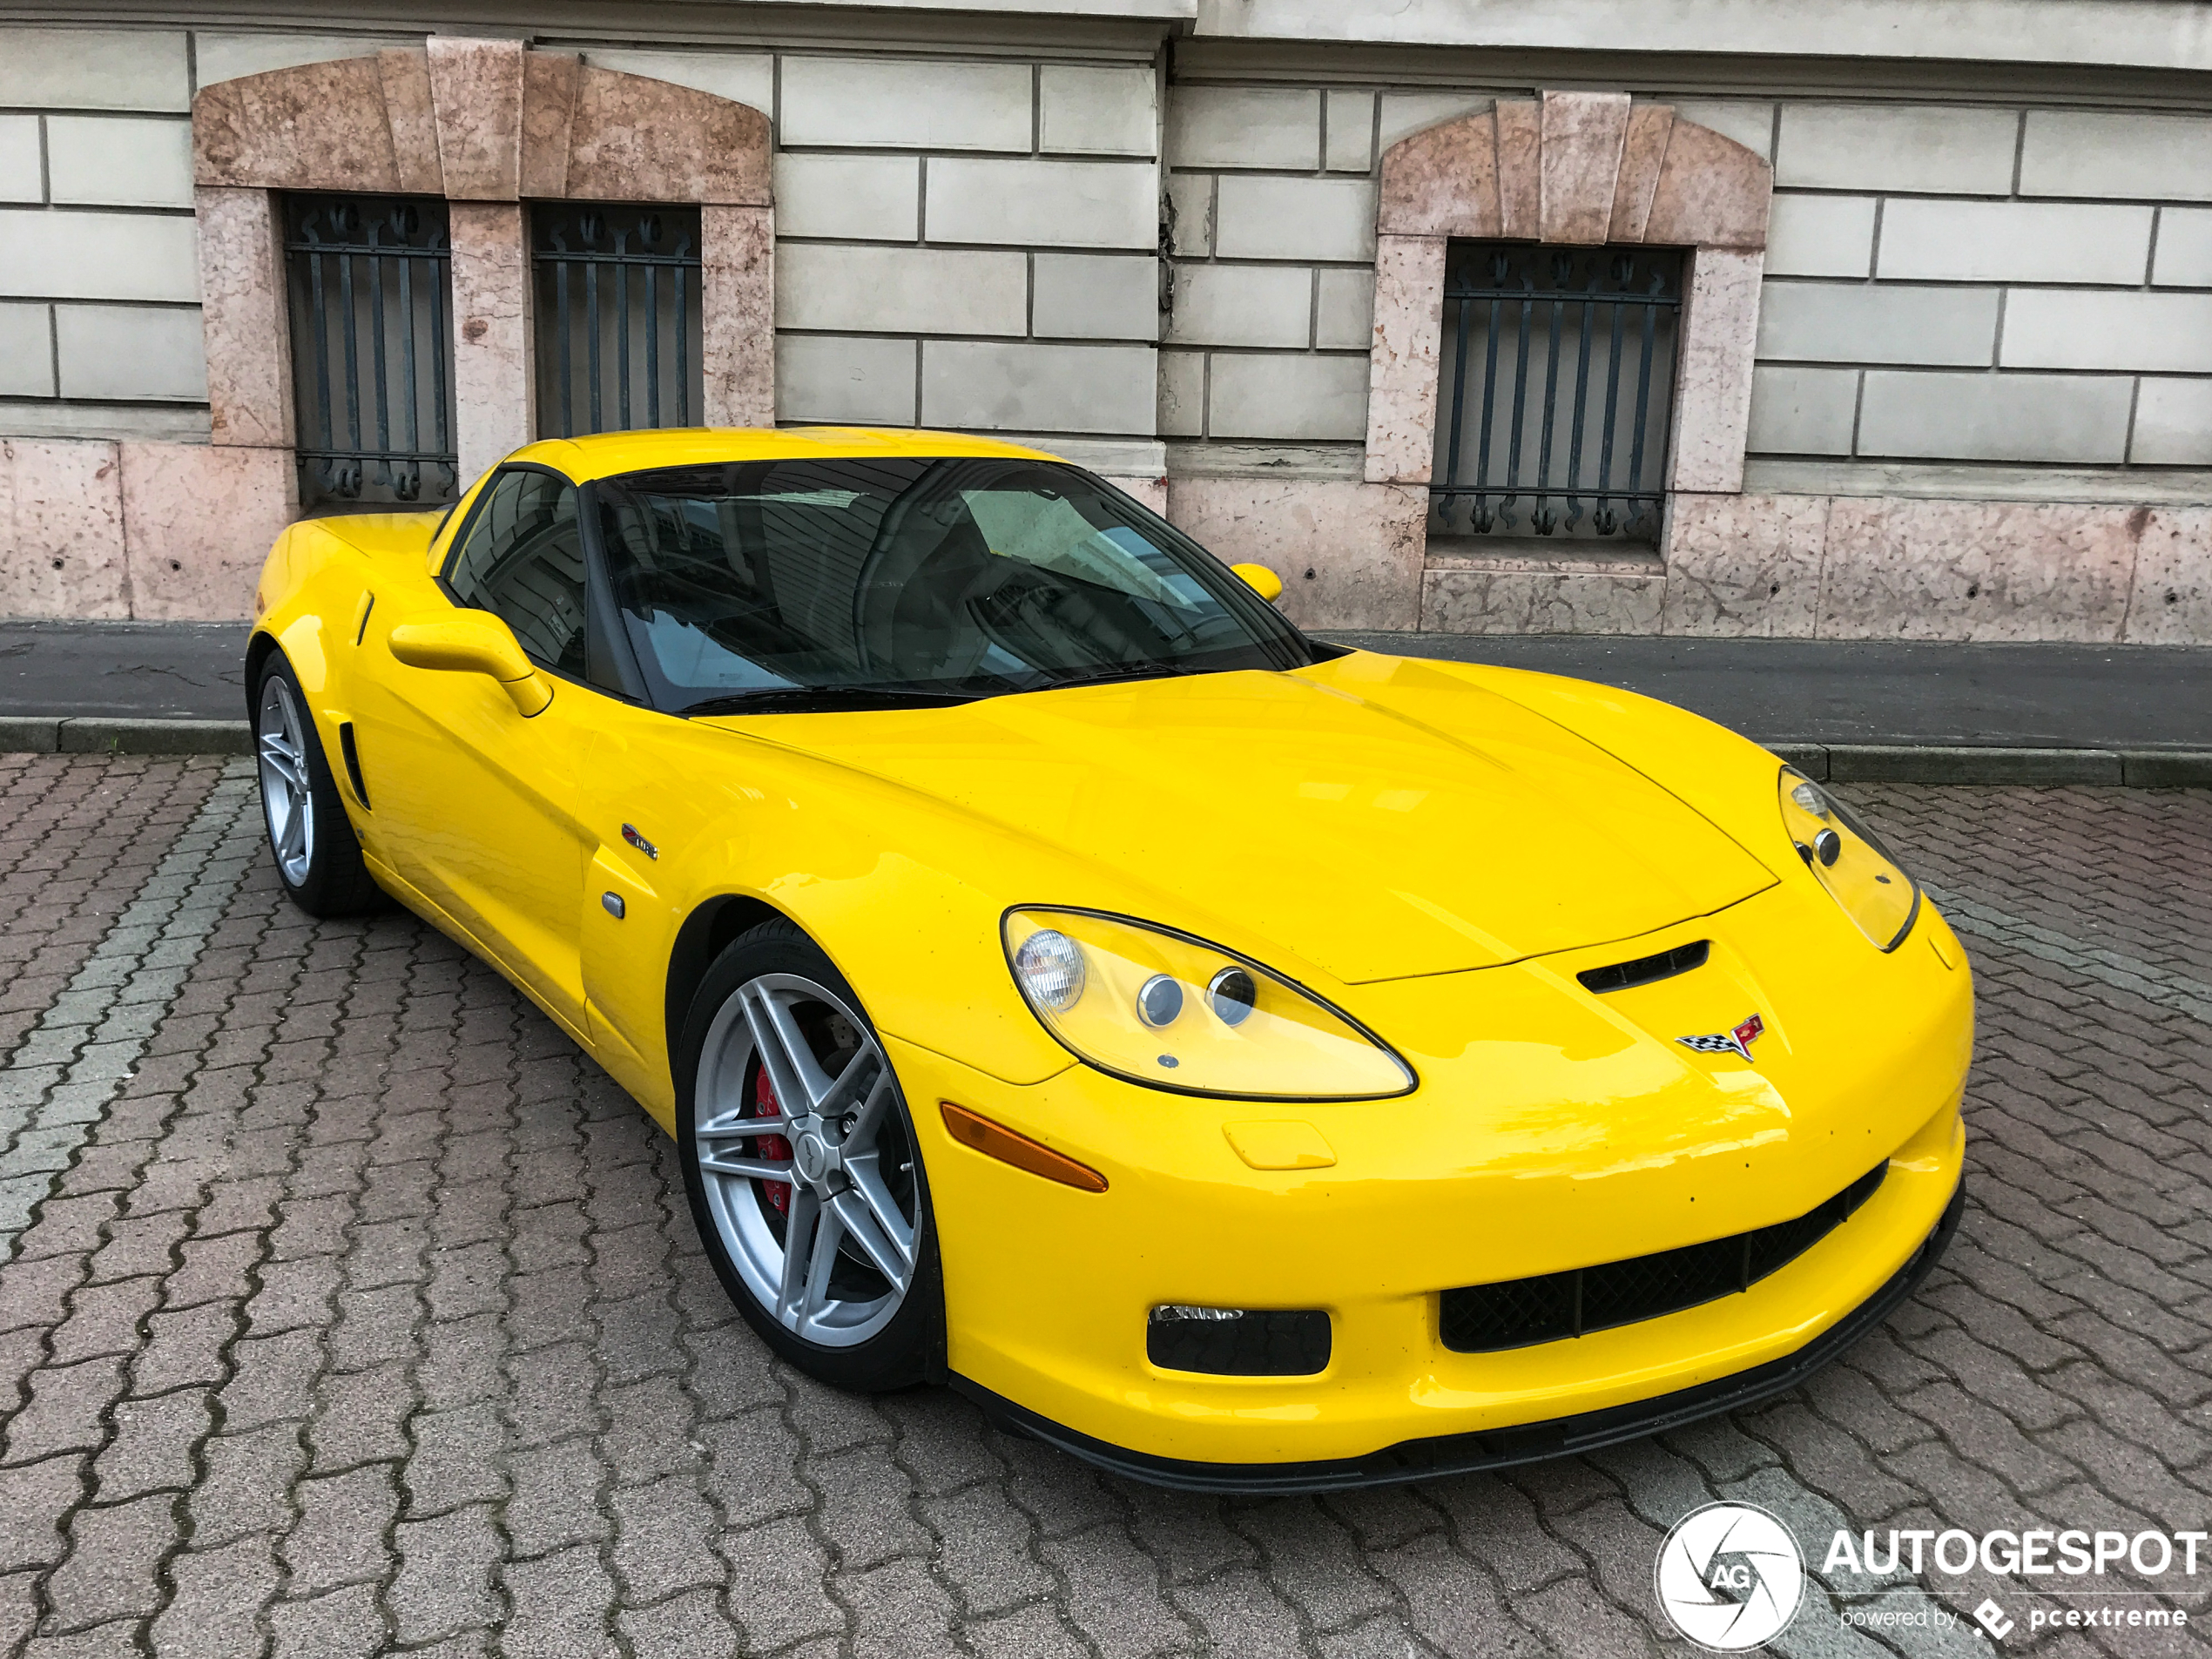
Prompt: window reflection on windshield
<box><xmin>593</xmin><ymin>456</ymin><xmax>1316</xmax><ymax>713</ymax></box>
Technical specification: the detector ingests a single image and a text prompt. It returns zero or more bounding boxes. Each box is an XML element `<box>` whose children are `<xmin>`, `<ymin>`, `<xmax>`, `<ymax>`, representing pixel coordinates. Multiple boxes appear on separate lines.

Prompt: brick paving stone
<box><xmin>1</xmin><ymin>759</ymin><xmax>2209</xmax><ymax>1656</ymax></box>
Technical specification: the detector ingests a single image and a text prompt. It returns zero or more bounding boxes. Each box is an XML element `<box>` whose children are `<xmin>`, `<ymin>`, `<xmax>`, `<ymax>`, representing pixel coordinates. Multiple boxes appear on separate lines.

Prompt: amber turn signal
<box><xmin>939</xmin><ymin>1101</ymin><xmax>1107</xmax><ymax>1193</ymax></box>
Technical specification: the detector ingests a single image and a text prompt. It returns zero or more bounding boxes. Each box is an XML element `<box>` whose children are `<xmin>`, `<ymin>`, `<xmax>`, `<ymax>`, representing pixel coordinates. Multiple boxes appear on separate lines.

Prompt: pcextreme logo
<box><xmin>1654</xmin><ymin>1502</ymin><xmax>1805</xmax><ymax>1651</ymax></box>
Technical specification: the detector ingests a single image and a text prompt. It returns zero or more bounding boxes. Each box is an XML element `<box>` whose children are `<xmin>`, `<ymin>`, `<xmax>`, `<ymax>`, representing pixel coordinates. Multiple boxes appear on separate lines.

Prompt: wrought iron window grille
<box><xmin>533</xmin><ymin>205</ymin><xmax>704</xmax><ymax>439</ymax></box>
<box><xmin>283</xmin><ymin>195</ymin><xmax>459</xmax><ymax>508</ymax></box>
<box><xmin>1429</xmin><ymin>242</ymin><xmax>1683</xmax><ymax>545</ymax></box>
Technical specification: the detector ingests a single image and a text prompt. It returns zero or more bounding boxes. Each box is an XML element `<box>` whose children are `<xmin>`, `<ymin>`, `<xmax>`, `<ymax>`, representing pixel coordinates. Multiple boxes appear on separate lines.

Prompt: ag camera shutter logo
<box><xmin>1655</xmin><ymin>1502</ymin><xmax>1806</xmax><ymax>1651</ymax></box>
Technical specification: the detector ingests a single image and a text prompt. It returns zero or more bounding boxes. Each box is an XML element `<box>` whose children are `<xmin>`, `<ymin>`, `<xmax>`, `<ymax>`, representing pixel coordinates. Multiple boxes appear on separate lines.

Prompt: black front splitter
<box><xmin>953</xmin><ymin>1177</ymin><xmax>1963</xmax><ymax>1494</ymax></box>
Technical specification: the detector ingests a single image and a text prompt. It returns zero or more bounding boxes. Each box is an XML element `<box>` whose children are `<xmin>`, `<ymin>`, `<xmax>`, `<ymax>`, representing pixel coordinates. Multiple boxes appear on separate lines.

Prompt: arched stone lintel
<box><xmin>1376</xmin><ymin>92</ymin><xmax>1769</xmax><ymax>251</ymax></box>
<box><xmin>192</xmin><ymin>41</ymin><xmax>772</xmax><ymax>207</ymax></box>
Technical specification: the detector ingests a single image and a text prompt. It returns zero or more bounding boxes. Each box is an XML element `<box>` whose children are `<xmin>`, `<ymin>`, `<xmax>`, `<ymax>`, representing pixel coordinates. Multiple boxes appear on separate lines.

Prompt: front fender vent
<box><xmin>1440</xmin><ymin>1161</ymin><xmax>1888</xmax><ymax>1352</ymax></box>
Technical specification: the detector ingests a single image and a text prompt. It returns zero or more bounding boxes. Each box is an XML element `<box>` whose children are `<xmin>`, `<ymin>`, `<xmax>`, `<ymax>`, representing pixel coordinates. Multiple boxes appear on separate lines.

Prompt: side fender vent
<box><xmin>338</xmin><ymin>722</ymin><xmax>371</xmax><ymax>810</ymax></box>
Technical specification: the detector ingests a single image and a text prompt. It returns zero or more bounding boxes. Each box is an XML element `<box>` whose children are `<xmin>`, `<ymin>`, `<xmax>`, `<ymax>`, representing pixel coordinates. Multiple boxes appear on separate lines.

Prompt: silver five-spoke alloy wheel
<box><xmin>258</xmin><ymin>674</ymin><xmax>315</xmax><ymax>887</ymax></box>
<box><xmin>693</xmin><ymin>973</ymin><xmax>920</xmax><ymax>1347</ymax></box>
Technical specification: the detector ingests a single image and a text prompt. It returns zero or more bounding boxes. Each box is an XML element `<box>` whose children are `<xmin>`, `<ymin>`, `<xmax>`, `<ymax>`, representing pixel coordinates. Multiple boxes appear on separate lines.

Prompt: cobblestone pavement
<box><xmin>2</xmin><ymin>752</ymin><xmax>2209</xmax><ymax>1659</ymax></box>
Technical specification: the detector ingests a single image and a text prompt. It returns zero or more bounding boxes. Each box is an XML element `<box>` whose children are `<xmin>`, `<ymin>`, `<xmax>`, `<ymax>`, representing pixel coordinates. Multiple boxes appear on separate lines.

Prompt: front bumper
<box><xmin>957</xmin><ymin>1177</ymin><xmax>1963</xmax><ymax>1493</ymax></box>
<box><xmin>892</xmin><ymin>880</ymin><xmax>1975</xmax><ymax>1480</ymax></box>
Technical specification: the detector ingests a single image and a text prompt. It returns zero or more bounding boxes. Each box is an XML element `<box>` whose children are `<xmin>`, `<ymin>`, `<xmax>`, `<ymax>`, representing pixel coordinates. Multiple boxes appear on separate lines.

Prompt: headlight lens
<box><xmin>1777</xmin><ymin>768</ymin><xmax>1920</xmax><ymax>950</ymax></box>
<box><xmin>1001</xmin><ymin>908</ymin><xmax>1414</xmax><ymax>1098</ymax></box>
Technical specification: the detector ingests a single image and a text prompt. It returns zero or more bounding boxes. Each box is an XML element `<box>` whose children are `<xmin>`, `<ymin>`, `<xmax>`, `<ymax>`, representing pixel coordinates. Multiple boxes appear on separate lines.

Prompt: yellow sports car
<box><xmin>248</xmin><ymin>427</ymin><xmax>1971</xmax><ymax>1491</ymax></box>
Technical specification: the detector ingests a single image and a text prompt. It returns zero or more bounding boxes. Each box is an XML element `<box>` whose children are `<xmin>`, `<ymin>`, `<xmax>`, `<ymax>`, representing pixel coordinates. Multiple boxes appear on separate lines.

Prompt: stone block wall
<box><xmin>0</xmin><ymin>30</ymin><xmax>206</xmax><ymax>440</ymax></box>
<box><xmin>1751</xmin><ymin>102</ymin><xmax>2212</xmax><ymax>469</ymax></box>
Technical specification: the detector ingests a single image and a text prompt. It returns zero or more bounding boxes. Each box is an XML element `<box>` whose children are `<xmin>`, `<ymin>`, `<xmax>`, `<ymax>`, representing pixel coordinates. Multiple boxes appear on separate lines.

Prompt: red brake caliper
<box><xmin>753</xmin><ymin>1066</ymin><xmax>796</xmax><ymax>1217</ymax></box>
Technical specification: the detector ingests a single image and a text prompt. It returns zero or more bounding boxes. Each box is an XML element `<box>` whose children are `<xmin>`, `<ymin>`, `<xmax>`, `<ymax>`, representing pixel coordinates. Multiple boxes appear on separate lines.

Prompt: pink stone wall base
<box><xmin>703</xmin><ymin>205</ymin><xmax>777</xmax><ymax>428</ymax></box>
<box><xmin>2123</xmin><ymin>508</ymin><xmax>2212</xmax><ymax>645</ymax></box>
<box><xmin>1816</xmin><ymin>497</ymin><xmax>2139</xmax><ymax>643</ymax></box>
<box><xmin>1364</xmin><ymin>234</ymin><xmax>1446</xmax><ymax>485</ymax></box>
<box><xmin>197</xmin><ymin>186</ymin><xmax>292</xmax><ymax>452</ymax></box>
<box><xmin>1538</xmin><ymin>91</ymin><xmax>1632</xmax><ymax>246</ymax></box>
<box><xmin>1423</xmin><ymin>566</ymin><xmax>1666</xmax><ymax>634</ymax></box>
<box><xmin>449</xmin><ymin>202</ymin><xmax>533</xmax><ymax>483</ymax></box>
<box><xmin>120</xmin><ymin>443</ymin><xmax>296</xmax><ymax>622</ymax></box>
<box><xmin>1103</xmin><ymin>475</ymin><xmax>1168</xmax><ymax>516</ymax></box>
<box><xmin>1167</xmin><ymin>477</ymin><xmax>1426</xmax><ymax>632</ymax></box>
<box><xmin>1660</xmin><ymin>491</ymin><xmax>1828</xmax><ymax>637</ymax></box>
<box><xmin>1</xmin><ymin>440</ymin><xmax>128</xmax><ymax>619</ymax></box>
<box><xmin>1668</xmin><ymin>249</ymin><xmax>1763</xmax><ymax>496</ymax></box>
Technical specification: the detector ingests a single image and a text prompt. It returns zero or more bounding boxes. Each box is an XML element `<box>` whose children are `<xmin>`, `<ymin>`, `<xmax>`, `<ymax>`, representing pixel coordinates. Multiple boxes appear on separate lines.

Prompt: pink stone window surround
<box><xmin>192</xmin><ymin>36</ymin><xmax>776</xmax><ymax>494</ymax></box>
<box><xmin>1365</xmin><ymin>92</ymin><xmax>1771</xmax><ymax>540</ymax></box>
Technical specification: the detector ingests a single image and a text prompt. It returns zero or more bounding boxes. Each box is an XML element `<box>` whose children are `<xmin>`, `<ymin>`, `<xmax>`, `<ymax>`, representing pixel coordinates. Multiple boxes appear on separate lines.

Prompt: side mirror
<box><xmin>388</xmin><ymin>612</ymin><xmax>554</xmax><ymax>717</ymax></box>
<box><xmin>1231</xmin><ymin>563</ymin><xmax>1285</xmax><ymax>604</ymax></box>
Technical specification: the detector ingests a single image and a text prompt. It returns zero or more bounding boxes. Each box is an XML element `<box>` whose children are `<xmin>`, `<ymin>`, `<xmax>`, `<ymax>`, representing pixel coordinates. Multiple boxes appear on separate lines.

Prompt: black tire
<box><xmin>253</xmin><ymin>650</ymin><xmax>384</xmax><ymax>918</ymax></box>
<box><xmin>676</xmin><ymin>918</ymin><xmax>945</xmax><ymax>1393</ymax></box>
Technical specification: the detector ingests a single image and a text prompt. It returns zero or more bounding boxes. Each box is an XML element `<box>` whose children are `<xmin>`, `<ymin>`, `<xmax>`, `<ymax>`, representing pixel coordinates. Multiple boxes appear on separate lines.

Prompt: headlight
<box><xmin>1002</xmin><ymin>908</ymin><xmax>1414</xmax><ymax>1099</ymax></box>
<box><xmin>1777</xmin><ymin>768</ymin><xmax>1920</xmax><ymax>950</ymax></box>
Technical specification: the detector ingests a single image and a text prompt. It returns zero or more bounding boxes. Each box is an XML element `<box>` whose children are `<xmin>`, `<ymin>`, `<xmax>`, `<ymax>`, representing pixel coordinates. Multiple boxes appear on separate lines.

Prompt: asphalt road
<box><xmin>0</xmin><ymin>756</ymin><xmax>2208</xmax><ymax>1656</ymax></box>
<box><xmin>4</xmin><ymin>620</ymin><xmax>2210</xmax><ymax>750</ymax></box>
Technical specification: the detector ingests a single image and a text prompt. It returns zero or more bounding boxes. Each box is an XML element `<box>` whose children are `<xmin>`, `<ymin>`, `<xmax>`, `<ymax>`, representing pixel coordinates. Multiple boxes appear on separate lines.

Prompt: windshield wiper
<box><xmin>680</xmin><ymin>686</ymin><xmax>978</xmax><ymax>718</ymax></box>
<box><xmin>1023</xmin><ymin>660</ymin><xmax>1216</xmax><ymax>692</ymax></box>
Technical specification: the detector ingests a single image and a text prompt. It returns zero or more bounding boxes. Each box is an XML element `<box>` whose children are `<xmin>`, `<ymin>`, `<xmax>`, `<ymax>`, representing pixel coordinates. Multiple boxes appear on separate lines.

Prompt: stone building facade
<box><xmin>1</xmin><ymin>0</ymin><xmax>2208</xmax><ymax>644</ymax></box>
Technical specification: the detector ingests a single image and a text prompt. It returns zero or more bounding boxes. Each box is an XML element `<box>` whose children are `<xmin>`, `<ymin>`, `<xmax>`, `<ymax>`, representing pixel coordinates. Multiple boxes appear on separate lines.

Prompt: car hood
<box><xmin>704</xmin><ymin>651</ymin><xmax>1777</xmax><ymax>984</ymax></box>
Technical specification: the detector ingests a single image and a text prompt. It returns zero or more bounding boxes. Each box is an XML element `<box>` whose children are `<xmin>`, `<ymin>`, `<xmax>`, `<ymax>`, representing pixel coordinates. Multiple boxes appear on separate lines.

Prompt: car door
<box><xmin>361</xmin><ymin>466</ymin><xmax>604</xmax><ymax>1038</ymax></box>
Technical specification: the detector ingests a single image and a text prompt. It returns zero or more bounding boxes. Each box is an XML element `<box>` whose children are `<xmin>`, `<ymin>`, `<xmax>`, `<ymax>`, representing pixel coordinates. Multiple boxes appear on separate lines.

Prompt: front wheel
<box><xmin>675</xmin><ymin>920</ymin><xmax>944</xmax><ymax>1392</ymax></box>
<box><xmin>254</xmin><ymin>652</ymin><xmax>383</xmax><ymax>917</ymax></box>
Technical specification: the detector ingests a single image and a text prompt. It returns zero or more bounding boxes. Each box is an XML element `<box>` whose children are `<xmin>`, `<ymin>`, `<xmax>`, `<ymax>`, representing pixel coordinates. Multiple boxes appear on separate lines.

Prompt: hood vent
<box><xmin>1577</xmin><ymin>939</ymin><xmax>1710</xmax><ymax>995</ymax></box>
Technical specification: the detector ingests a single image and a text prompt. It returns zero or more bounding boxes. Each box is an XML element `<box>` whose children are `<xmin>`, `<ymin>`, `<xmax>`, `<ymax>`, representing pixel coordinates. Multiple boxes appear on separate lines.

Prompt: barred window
<box><xmin>1428</xmin><ymin>243</ymin><xmax>1683</xmax><ymax>545</ymax></box>
<box><xmin>284</xmin><ymin>194</ymin><xmax>459</xmax><ymax>508</ymax></box>
<box><xmin>533</xmin><ymin>204</ymin><xmax>705</xmax><ymax>438</ymax></box>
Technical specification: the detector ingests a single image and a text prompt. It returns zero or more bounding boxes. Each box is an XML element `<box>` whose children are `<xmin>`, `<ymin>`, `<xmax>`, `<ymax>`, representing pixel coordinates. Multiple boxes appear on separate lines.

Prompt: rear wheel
<box><xmin>676</xmin><ymin>920</ymin><xmax>943</xmax><ymax>1391</ymax></box>
<box><xmin>254</xmin><ymin>652</ymin><xmax>382</xmax><ymax>917</ymax></box>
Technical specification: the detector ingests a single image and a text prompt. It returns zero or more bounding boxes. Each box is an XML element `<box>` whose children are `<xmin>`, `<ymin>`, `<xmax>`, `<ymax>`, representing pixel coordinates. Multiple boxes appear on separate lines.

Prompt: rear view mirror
<box><xmin>388</xmin><ymin>612</ymin><xmax>553</xmax><ymax>716</ymax></box>
<box><xmin>1231</xmin><ymin>563</ymin><xmax>1285</xmax><ymax>604</ymax></box>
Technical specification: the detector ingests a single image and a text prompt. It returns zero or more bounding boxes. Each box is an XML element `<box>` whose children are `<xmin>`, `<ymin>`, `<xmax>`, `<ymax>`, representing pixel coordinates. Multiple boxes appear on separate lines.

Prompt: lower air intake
<box><xmin>1440</xmin><ymin>1163</ymin><xmax>1889</xmax><ymax>1353</ymax></box>
<box><xmin>1147</xmin><ymin>1307</ymin><xmax>1331</xmax><ymax>1376</ymax></box>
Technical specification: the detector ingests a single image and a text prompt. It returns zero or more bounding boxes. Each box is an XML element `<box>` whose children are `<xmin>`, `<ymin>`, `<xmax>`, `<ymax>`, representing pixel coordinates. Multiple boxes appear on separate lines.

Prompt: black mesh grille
<box><xmin>1148</xmin><ymin>1310</ymin><xmax>1331</xmax><ymax>1376</ymax></box>
<box><xmin>1440</xmin><ymin>1162</ymin><xmax>1889</xmax><ymax>1353</ymax></box>
<box><xmin>1576</xmin><ymin>939</ymin><xmax>1710</xmax><ymax>995</ymax></box>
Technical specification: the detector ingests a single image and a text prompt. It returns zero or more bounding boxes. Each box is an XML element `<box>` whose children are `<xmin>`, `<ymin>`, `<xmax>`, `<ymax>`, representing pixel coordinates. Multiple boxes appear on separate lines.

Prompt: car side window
<box><xmin>446</xmin><ymin>469</ymin><xmax>590</xmax><ymax>678</ymax></box>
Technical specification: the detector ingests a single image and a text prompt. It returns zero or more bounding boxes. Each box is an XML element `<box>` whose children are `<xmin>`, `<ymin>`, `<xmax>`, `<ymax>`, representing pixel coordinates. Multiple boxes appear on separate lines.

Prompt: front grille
<box><xmin>1148</xmin><ymin>1309</ymin><xmax>1331</xmax><ymax>1375</ymax></box>
<box><xmin>1440</xmin><ymin>1163</ymin><xmax>1889</xmax><ymax>1352</ymax></box>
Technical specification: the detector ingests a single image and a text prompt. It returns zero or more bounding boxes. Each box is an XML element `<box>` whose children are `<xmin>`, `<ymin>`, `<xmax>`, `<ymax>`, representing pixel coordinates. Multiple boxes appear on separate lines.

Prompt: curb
<box><xmin>0</xmin><ymin>718</ymin><xmax>2205</xmax><ymax>787</ymax></box>
<box><xmin>0</xmin><ymin>717</ymin><xmax>253</xmax><ymax>757</ymax></box>
<box><xmin>1770</xmin><ymin>743</ymin><xmax>2212</xmax><ymax>788</ymax></box>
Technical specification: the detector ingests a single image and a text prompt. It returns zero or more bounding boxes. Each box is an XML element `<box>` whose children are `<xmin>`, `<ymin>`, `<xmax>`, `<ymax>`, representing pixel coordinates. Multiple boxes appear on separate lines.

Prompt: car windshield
<box><xmin>592</xmin><ymin>456</ymin><xmax>1321</xmax><ymax>713</ymax></box>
